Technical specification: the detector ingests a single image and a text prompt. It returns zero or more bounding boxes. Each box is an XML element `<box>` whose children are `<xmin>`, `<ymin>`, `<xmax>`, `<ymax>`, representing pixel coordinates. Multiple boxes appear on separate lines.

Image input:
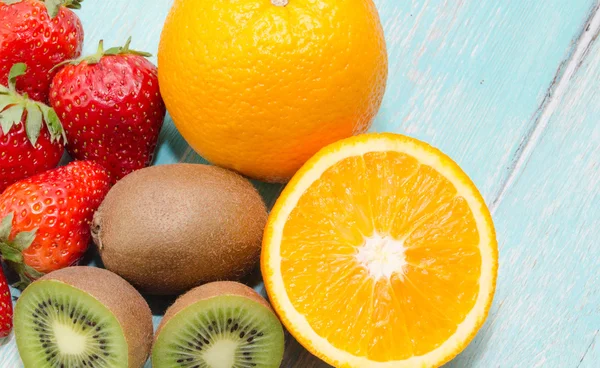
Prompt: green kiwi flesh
<box><xmin>153</xmin><ymin>284</ymin><xmax>284</xmax><ymax>368</ymax></box>
<box><xmin>14</xmin><ymin>280</ymin><xmax>128</xmax><ymax>367</ymax></box>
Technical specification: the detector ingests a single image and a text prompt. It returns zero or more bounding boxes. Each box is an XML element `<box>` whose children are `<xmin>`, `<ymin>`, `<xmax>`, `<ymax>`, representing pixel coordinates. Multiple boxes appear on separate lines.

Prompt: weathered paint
<box><xmin>450</xmin><ymin>15</ymin><xmax>600</xmax><ymax>366</ymax></box>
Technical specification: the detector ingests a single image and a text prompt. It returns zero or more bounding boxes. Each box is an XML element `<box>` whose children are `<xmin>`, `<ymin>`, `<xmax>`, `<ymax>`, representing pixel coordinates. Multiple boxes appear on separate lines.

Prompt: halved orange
<box><xmin>262</xmin><ymin>133</ymin><xmax>498</xmax><ymax>367</ymax></box>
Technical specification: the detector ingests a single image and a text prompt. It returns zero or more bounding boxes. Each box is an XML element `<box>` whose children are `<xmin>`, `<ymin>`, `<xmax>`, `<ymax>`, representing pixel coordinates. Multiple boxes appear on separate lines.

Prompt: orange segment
<box><xmin>363</xmin><ymin>151</ymin><xmax>420</xmax><ymax>235</ymax></box>
<box><xmin>391</xmin><ymin>272</ymin><xmax>459</xmax><ymax>355</ymax></box>
<box><xmin>367</xmin><ymin>279</ymin><xmax>414</xmax><ymax>360</ymax></box>
<box><xmin>263</xmin><ymin>133</ymin><xmax>498</xmax><ymax>367</ymax></box>
<box><xmin>388</xmin><ymin>165</ymin><xmax>458</xmax><ymax>240</ymax></box>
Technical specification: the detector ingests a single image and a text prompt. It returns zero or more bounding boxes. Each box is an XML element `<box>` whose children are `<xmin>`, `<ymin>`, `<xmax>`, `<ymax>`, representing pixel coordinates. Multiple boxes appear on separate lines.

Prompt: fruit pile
<box><xmin>0</xmin><ymin>1</ymin><xmax>498</xmax><ymax>368</ymax></box>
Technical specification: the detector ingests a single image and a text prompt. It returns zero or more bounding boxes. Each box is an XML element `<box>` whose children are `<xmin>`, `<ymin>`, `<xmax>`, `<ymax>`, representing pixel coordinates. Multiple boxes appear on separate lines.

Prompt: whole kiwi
<box><xmin>92</xmin><ymin>164</ymin><xmax>268</xmax><ymax>295</ymax></box>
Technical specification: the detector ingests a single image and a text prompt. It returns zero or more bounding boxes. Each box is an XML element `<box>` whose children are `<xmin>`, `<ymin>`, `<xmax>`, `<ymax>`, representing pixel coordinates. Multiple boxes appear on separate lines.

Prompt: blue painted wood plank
<box><xmin>447</xmin><ymin>30</ymin><xmax>600</xmax><ymax>368</ymax></box>
<box><xmin>1</xmin><ymin>0</ymin><xmax>600</xmax><ymax>367</ymax></box>
<box><xmin>372</xmin><ymin>0</ymin><xmax>598</xmax><ymax>203</ymax></box>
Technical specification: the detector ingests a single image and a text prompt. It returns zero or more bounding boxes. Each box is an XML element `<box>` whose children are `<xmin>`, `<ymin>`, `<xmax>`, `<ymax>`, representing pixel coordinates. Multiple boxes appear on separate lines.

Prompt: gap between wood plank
<box><xmin>490</xmin><ymin>2</ymin><xmax>600</xmax><ymax>214</ymax></box>
<box><xmin>577</xmin><ymin>330</ymin><xmax>599</xmax><ymax>367</ymax></box>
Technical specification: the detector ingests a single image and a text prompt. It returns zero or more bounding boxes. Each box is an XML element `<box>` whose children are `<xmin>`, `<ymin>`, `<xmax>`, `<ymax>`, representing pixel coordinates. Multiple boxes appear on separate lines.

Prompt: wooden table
<box><xmin>2</xmin><ymin>1</ymin><xmax>599</xmax><ymax>367</ymax></box>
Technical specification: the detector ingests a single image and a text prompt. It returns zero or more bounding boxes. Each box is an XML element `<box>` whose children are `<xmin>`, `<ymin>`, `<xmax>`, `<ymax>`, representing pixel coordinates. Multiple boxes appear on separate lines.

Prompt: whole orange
<box><xmin>158</xmin><ymin>0</ymin><xmax>388</xmax><ymax>182</ymax></box>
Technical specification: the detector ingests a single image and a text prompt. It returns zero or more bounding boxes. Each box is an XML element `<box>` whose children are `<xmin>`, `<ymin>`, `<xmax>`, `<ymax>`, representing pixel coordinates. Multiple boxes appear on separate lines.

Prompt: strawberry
<box><xmin>0</xmin><ymin>266</ymin><xmax>12</xmax><ymax>337</ymax></box>
<box><xmin>50</xmin><ymin>38</ymin><xmax>166</xmax><ymax>183</ymax></box>
<box><xmin>0</xmin><ymin>0</ymin><xmax>84</xmax><ymax>103</ymax></box>
<box><xmin>0</xmin><ymin>160</ymin><xmax>110</xmax><ymax>285</ymax></box>
<box><xmin>1</xmin><ymin>63</ymin><xmax>66</xmax><ymax>193</ymax></box>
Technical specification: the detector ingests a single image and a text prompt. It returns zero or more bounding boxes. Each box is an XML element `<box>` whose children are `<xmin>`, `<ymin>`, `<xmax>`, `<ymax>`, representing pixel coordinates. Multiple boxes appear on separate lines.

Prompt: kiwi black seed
<box><xmin>92</xmin><ymin>164</ymin><xmax>268</xmax><ymax>295</ymax></box>
<box><xmin>14</xmin><ymin>267</ymin><xmax>153</xmax><ymax>368</ymax></box>
<box><xmin>152</xmin><ymin>281</ymin><xmax>285</xmax><ymax>368</ymax></box>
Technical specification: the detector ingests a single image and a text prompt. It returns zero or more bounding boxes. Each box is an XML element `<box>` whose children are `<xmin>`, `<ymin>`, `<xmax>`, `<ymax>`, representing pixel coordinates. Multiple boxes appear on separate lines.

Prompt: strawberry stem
<box><xmin>104</xmin><ymin>37</ymin><xmax>152</xmax><ymax>58</ymax></box>
<box><xmin>52</xmin><ymin>37</ymin><xmax>152</xmax><ymax>70</ymax></box>
<box><xmin>0</xmin><ymin>64</ymin><xmax>67</xmax><ymax>146</ymax></box>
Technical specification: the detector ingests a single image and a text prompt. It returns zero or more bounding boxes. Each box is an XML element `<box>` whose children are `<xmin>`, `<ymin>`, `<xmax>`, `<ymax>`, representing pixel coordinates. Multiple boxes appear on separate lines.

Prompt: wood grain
<box><xmin>370</xmin><ymin>0</ymin><xmax>598</xmax><ymax>202</ymax></box>
<box><xmin>448</xmin><ymin>23</ymin><xmax>600</xmax><ymax>368</ymax></box>
<box><xmin>1</xmin><ymin>0</ymin><xmax>600</xmax><ymax>367</ymax></box>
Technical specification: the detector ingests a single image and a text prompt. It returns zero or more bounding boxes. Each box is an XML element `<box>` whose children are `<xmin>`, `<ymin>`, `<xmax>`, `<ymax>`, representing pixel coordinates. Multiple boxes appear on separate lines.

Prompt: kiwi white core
<box><xmin>53</xmin><ymin>321</ymin><xmax>88</xmax><ymax>355</ymax></box>
<box><xmin>356</xmin><ymin>233</ymin><xmax>407</xmax><ymax>280</ymax></box>
<box><xmin>203</xmin><ymin>339</ymin><xmax>239</xmax><ymax>368</ymax></box>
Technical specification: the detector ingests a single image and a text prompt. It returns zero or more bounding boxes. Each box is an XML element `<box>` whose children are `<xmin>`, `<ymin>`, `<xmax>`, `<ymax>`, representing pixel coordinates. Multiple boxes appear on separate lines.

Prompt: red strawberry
<box><xmin>0</xmin><ymin>267</ymin><xmax>12</xmax><ymax>337</ymax></box>
<box><xmin>0</xmin><ymin>160</ymin><xmax>110</xmax><ymax>284</ymax></box>
<box><xmin>0</xmin><ymin>0</ymin><xmax>84</xmax><ymax>103</ymax></box>
<box><xmin>0</xmin><ymin>63</ymin><xmax>65</xmax><ymax>193</ymax></box>
<box><xmin>50</xmin><ymin>38</ymin><xmax>166</xmax><ymax>183</ymax></box>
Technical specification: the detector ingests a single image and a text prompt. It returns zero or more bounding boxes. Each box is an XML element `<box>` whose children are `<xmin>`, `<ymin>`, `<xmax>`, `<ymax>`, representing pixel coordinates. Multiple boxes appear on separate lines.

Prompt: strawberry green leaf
<box><xmin>8</xmin><ymin>63</ymin><xmax>27</xmax><ymax>91</ymax></box>
<box><xmin>0</xmin><ymin>243</ymin><xmax>23</xmax><ymax>263</ymax></box>
<box><xmin>26</xmin><ymin>265</ymin><xmax>44</xmax><ymax>278</ymax></box>
<box><xmin>0</xmin><ymin>115</ymin><xmax>12</xmax><ymax>135</ymax></box>
<box><xmin>40</xmin><ymin>104</ymin><xmax>67</xmax><ymax>143</ymax></box>
<box><xmin>0</xmin><ymin>213</ymin><xmax>13</xmax><ymax>241</ymax></box>
<box><xmin>12</xmin><ymin>229</ymin><xmax>37</xmax><ymax>251</ymax></box>
<box><xmin>86</xmin><ymin>40</ymin><xmax>106</xmax><ymax>64</ymax></box>
<box><xmin>0</xmin><ymin>0</ymin><xmax>23</xmax><ymax>5</ymax></box>
<box><xmin>41</xmin><ymin>0</ymin><xmax>84</xmax><ymax>18</ymax></box>
<box><xmin>0</xmin><ymin>61</ymin><xmax>67</xmax><ymax>146</ymax></box>
<box><xmin>44</xmin><ymin>0</ymin><xmax>63</xmax><ymax>18</ymax></box>
<box><xmin>0</xmin><ymin>104</ymin><xmax>24</xmax><ymax>135</ymax></box>
<box><xmin>9</xmin><ymin>263</ymin><xmax>42</xmax><ymax>289</ymax></box>
<box><xmin>12</xmin><ymin>279</ymin><xmax>28</xmax><ymax>290</ymax></box>
<box><xmin>0</xmin><ymin>100</ymin><xmax>12</xmax><ymax>113</ymax></box>
<box><xmin>25</xmin><ymin>104</ymin><xmax>43</xmax><ymax>146</ymax></box>
<box><xmin>103</xmin><ymin>47</ymin><xmax>122</xmax><ymax>56</ymax></box>
<box><xmin>62</xmin><ymin>0</ymin><xmax>83</xmax><ymax>10</ymax></box>
<box><xmin>61</xmin><ymin>38</ymin><xmax>152</xmax><ymax>67</ymax></box>
<box><xmin>120</xmin><ymin>36</ymin><xmax>152</xmax><ymax>57</ymax></box>
<box><xmin>0</xmin><ymin>93</ymin><xmax>20</xmax><ymax>112</ymax></box>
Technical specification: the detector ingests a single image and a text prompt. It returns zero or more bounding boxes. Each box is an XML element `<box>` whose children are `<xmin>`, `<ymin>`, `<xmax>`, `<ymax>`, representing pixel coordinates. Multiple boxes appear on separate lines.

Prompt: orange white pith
<box><xmin>262</xmin><ymin>133</ymin><xmax>498</xmax><ymax>367</ymax></box>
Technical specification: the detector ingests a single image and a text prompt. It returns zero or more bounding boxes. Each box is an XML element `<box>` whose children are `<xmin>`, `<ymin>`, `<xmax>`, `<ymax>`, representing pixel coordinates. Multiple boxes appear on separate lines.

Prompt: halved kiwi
<box><xmin>14</xmin><ymin>267</ymin><xmax>153</xmax><ymax>368</ymax></box>
<box><xmin>153</xmin><ymin>281</ymin><xmax>285</xmax><ymax>368</ymax></box>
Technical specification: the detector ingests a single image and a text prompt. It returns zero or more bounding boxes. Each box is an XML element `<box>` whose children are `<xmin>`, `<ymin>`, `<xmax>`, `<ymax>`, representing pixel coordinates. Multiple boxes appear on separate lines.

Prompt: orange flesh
<box><xmin>280</xmin><ymin>152</ymin><xmax>481</xmax><ymax>360</ymax></box>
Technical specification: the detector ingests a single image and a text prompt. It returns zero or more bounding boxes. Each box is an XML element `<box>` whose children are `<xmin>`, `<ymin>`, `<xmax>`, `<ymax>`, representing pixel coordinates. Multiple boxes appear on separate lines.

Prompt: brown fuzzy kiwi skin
<box><xmin>92</xmin><ymin>164</ymin><xmax>268</xmax><ymax>295</ymax></box>
<box><xmin>33</xmin><ymin>267</ymin><xmax>153</xmax><ymax>368</ymax></box>
<box><xmin>155</xmin><ymin>281</ymin><xmax>275</xmax><ymax>340</ymax></box>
